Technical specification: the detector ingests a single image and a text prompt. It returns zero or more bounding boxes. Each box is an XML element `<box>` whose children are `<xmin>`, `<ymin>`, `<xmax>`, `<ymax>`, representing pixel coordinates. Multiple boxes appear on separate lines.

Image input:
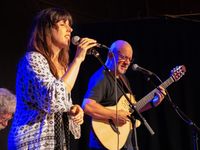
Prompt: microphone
<box><xmin>71</xmin><ymin>36</ymin><xmax>109</xmax><ymax>49</ymax></box>
<box><xmin>132</xmin><ymin>64</ymin><xmax>154</xmax><ymax>76</ymax></box>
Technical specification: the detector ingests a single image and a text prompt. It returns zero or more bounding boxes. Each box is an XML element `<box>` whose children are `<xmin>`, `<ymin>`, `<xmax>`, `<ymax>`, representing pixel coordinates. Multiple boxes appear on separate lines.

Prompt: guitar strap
<box><xmin>119</xmin><ymin>75</ymin><xmax>133</xmax><ymax>96</ymax></box>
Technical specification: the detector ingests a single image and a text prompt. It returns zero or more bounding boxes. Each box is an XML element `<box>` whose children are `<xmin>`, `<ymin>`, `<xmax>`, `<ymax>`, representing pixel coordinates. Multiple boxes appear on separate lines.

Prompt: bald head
<box><xmin>109</xmin><ymin>40</ymin><xmax>133</xmax><ymax>55</ymax></box>
<box><xmin>105</xmin><ymin>40</ymin><xmax>134</xmax><ymax>75</ymax></box>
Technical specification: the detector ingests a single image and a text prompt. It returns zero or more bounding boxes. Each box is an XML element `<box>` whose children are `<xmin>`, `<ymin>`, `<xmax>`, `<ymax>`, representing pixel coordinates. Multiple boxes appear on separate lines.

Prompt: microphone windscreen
<box><xmin>132</xmin><ymin>64</ymin><xmax>139</xmax><ymax>70</ymax></box>
<box><xmin>71</xmin><ymin>36</ymin><xmax>80</xmax><ymax>45</ymax></box>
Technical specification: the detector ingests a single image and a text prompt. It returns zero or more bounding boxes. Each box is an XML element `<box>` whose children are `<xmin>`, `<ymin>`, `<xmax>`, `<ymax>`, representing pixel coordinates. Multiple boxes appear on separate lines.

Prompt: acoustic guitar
<box><xmin>92</xmin><ymin>65</ymin><xmax>186</xmax><ymax>150</ymax></box>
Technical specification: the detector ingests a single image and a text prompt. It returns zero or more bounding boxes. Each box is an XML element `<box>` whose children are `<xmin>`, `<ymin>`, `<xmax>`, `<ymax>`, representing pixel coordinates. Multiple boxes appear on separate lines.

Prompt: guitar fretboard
<box><xmin>136</xmin><ymin>76</ymin><xmax>174</xmax><ymax>110</ymax></box>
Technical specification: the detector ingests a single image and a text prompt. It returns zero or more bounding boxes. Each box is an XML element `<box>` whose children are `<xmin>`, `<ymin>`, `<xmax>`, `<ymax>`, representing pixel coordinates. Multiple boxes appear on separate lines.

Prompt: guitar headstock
<box><xmin>171</xmin><ymin>65</ymin><xmax>186</xmax><ymax>82</ymax></box>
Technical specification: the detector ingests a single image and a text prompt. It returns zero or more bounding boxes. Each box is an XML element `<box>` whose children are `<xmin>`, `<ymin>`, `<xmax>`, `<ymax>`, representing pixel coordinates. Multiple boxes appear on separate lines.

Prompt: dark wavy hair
<box><xmin>28</xmin><ymin>8</ymin><xmax>73</xmax><ymax>78</ymax></box>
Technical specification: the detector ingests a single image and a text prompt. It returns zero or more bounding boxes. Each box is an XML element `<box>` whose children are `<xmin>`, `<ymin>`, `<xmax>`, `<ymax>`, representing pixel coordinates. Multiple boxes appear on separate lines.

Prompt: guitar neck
<box><xmin>136</xmin><ymin>76</ymin><xmax>174</xmax><ymax>110</ymax></box>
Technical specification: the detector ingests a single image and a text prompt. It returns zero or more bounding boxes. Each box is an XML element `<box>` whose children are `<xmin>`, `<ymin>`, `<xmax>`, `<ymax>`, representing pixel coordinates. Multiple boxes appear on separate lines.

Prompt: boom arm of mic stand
<box><xmin>152</xmin><ymin>73</ymin><xmax>200</xmax><ymax>133</ymax></box>
<box><xmin>168</xmin><ymin>97</ymin><xmax>200</xmax><ymax>150</ymax></box>
<box><xmin>153</xmin><ymin>72</ymin><xmax>200</xmax><ymax>150</ymax></box>
<box><xmin>91</xmin><ymin>51</ymin><xmax>155</xmax><ymax>135</ymax></box>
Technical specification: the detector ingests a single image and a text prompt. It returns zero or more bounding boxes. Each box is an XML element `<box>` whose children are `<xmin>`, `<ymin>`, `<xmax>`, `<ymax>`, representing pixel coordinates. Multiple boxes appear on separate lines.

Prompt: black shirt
<box><xmin>84</xmin><ymin>66</ymin><xmax>132</xmax><ymax>149</ymax></box>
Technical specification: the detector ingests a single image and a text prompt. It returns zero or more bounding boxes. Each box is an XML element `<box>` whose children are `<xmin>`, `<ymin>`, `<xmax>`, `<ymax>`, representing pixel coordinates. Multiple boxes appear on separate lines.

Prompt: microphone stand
<box><xmin>151</xmin><ymin>73</ymin><xmax>200</xmax><ymax>150</ymax></box>
<box><xmin>167</xmin><ymin>95</ymin><xmax>200</xmax><ymax>150</ymax></box>
<box><xmin>129</xmin><ymin>113</ymin><xmax>139</xmax><ymax>150</ymax></box>
<box><xmin>90</xmin><ymin>50</ymin><xmax>155</xmax><ymax>150</ymax></box>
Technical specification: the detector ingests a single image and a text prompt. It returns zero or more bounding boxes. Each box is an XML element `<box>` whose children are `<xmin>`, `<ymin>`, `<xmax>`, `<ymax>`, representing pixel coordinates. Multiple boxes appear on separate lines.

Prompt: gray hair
<box><xmin>0</xmin><ymin>88</ymin><xmax>16</xmax><ymax>114</ymax></box>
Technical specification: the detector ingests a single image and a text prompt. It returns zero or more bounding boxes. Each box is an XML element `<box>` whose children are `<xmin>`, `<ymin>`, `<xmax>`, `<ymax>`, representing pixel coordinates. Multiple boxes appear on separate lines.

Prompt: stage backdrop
<box><xmin>71</xmin><ymin>17</ymin><xmax>200</xmax><ymax>150</ymax></box>
<box><xmin>0</xmin><ymin>12</ymin><xmax>199</xmax><ymax>150</ymax></box>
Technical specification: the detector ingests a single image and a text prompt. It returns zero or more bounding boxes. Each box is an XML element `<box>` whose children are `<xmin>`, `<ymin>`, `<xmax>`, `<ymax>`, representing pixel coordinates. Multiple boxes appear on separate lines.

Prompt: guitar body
<box><xmin>92</xmin><ymin>93</ymin><xmax>141</xmax><ymax>150</ymax></box>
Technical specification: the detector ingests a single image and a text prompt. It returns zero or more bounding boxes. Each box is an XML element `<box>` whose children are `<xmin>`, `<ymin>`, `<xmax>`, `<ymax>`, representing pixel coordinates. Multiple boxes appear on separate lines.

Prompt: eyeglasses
<box><xmin>118</xmin><ymin>52</ymin><xmax>133</xmax><ymax>63</ymax></box>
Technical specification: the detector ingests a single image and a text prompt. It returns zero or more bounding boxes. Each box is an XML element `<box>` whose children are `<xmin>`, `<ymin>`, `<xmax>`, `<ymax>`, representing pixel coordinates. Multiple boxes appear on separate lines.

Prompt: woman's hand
<box><xmin>69</xmin><ymin>105</ymin><xmax>84</xmax><ymax>125</ymax></box>
<box><xmin>75</xmin><ymin>37</ymin><xmax>98</xmax><ymax>62</ymax></box>
<box><xmin>62</xmin><ymin>38</ymin><xmax>98</xmax><ymax>92</ymax></box>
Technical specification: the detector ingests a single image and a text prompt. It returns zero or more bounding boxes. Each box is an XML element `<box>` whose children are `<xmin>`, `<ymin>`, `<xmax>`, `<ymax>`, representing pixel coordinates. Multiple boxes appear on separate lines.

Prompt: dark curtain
<box><xmin>0</xmin><ymin>3</ymin><xmax>199</xmax><ymax>149</ymax></box>
<box><xmin>71</xmin><ymin>17</ymin><xmax>200</xmax><ymax>150</ymax></box>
